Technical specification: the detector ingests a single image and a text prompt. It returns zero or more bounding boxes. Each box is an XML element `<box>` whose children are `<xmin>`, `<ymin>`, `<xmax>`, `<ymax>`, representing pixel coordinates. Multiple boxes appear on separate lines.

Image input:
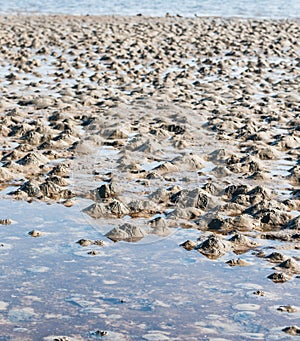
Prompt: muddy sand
<box><xmin>0</xmin><ymin>14</ymin><xmax>299</xmax><ymax>340</ymax></box>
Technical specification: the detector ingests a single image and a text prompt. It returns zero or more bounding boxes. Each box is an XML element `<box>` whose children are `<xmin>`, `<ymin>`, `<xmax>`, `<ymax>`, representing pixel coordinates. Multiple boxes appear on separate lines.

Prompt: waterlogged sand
<box><xmin>0</xmin><ymin>14</ymin><xmax>299</xmax><ymax>339</ymax></box>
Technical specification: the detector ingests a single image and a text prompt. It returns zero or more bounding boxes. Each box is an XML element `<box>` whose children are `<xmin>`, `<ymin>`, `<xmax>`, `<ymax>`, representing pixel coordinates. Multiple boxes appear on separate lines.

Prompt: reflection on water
<box><xmin>0</xmin><ymin>199</ymin><xmax>299</xmax><ymax>340</ymax></box>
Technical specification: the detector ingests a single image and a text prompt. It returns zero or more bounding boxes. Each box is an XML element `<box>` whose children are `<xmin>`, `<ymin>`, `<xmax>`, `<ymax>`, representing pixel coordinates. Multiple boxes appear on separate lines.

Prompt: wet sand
<box><xmin>0</xmin><ymin>14</ymin><xmax>299</xmax><ymax>339</ymax></box>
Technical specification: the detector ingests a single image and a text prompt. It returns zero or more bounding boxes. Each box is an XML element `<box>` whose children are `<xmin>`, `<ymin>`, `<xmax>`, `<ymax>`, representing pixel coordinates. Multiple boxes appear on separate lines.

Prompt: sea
<box><xmin>0</xmin><ymin>0</ymin><xmax>299</xmax><ymax>18</ymax></box>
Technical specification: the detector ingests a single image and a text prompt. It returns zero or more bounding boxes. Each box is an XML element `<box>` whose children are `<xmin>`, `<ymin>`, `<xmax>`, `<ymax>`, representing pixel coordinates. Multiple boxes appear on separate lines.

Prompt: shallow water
<box><xmin>0</xmin><ymin>13</ymin><xmax>299</xmax><ymax>341</ymax></box>
<box><xmin>0</xmin><ymin>198</ymin><xmax>299</xmax><ymax>340</ymax></box>
<box><xmin>0</xmin><ymin>0</ymin><xmax>299</xmax><ymax>18</ymax></box>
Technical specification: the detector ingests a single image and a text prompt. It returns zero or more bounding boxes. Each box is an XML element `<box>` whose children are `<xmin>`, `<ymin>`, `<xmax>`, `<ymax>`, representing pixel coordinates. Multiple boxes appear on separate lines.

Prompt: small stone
<box><xmin>277</xmin><ymin>305</ymin><xmax>297</xmax><ymax>313</ymax></box>
<box><xmin>253</xmin><ymin>250</ymin><xmax>266</xmax><ymax>258</ymax></box>
<box><xmin>253</xmin><ymin>290</ymin><xmax>265</xmax><ymax>296</ymax></box>
<box><xmin>267</xmin><ymin>272</ymin><xmax>291</xmax><ymax>283</ymax></box>
<box><xmin>180</xmin><ymin>240</ymin><xmax>196</xmax><ymax>251</ymax></box>
<box><xmin>226</xmin><ymin>258</ymin><xmax>250</xmax><ymax>267</ymax></box>
<box><xmin>49</xmin><ymin>164</ymin><xmax>69</xmax><ymax>176</ymax></box>
<box><xmin>274</xmin><ymin>258</ymin><xmax>300</xmax><ymax>274</ymax></box>
<box><xmin>18</xmin><ymin>180</ymin><xmax>43</xmax><ymax>198</ymax></box>
<box><xmin>76</xmin><ymin>239</ymin><xmax>104</xmax><ymax>247</ymax></box>
<box><xmin>148</xmin><ymin>216</ymin><xmax>168</xmax><ymax>228</ymax></box>
<box><xmin>105</xmin><ymin>223</ymin><xmax>145</xmax><ymax>242</ymax></box>
<box><xmin>195</xmin><ymin>234</ymin><xmax>231</xmax><ymax>259</ymax></box>
<box><xmin>0</xmin><ymin>219</ymin><xmax>12</xmax><ymax>225</ymax></box>
<box><xmin>93</xmin><ymin>240</ymin><xmax>105</xmax><ymax>246</ymax></box>
<box><xmin>91</xmin><ymin>182</ymin><xmax>119</xmax><ymax>200</ymax></box>
<box><xmin>62</xmin><ymin>200</ymin><xmax>74</xmax><ymax>207</ymax></box>
<box><xmin>285</xmin><ymin>215</ymin><xmax>300</xmax><ymax>230</ymax></box>
<box><xmin>92</xmin><ymin>330</ymin><xmax>108</xmax><ymax>337</ymax></box>
<box><xmin>82</xmin><ymin>202</ymin><xmax>109</xmax><ymax>219</ymax></box>
<box><xmin>282</xmin><ymin>326</ymin><xmax>300</xmax><ymax>335</ymax></box>
<box><xmin>76</xmin><ymin>239</ymin><xmax>93</xmax><ymax>247</ymax></box>
<box><xmin>28</xmin><ymin>230</ymin><xmax>42</xmax><ymax>237</ymax></box>
<box><xmin>228</xmin><ymin>233</ymin><xmax>258</xmax><ymax>253</ymax></box>
<box><xmin>87</xmin><ymin>250</ymin><xmax>99</xmax><ymax>256</ymax></box>
<box><xmin>107</xmin><ymin>199</ymin><xmax>130</xmax><ymax>217</ymax></box>
<box><xmin>128</xmin><ymin>199</ymin><xmax>159</xmax><ymax>217</ymax></box>
<box><xmin>265</xmin><ymin>252</ymin><xmax>287</xmax><ymax>263</ymax></box>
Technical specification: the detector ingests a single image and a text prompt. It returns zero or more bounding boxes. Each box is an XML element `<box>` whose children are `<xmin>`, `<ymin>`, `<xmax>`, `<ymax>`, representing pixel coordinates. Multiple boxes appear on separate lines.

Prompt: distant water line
<box><xmin>0</xmin><ymin>0</ymin><xmax>299</xmax><ymax>18</ymax></box>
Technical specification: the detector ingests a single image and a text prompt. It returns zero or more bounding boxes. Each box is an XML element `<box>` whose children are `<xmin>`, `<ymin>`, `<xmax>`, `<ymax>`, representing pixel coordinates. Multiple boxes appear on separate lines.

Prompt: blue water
<box><xmin>0</xmin><ymin>198</ymin><xmax>298</xmax><ymax>339</ymax></box>
<box><xmin>0</xmin><ymin>0</ymin><xmax>299</xmax><ymax>18</ymax></box>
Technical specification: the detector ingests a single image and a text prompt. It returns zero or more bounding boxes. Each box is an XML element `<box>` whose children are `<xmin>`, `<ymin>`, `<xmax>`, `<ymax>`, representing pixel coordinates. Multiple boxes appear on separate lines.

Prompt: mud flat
<box><xmin>0</xmin><ymin>14</ymin><xmax>299</xmax><ymax>340</ymax></box>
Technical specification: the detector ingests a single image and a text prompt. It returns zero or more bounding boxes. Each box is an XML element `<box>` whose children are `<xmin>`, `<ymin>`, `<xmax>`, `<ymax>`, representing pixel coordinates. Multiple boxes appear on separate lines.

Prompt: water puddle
<box><xmin>0</xmin><ymin>198</ymin><xmax>298</xmax><ymax>339</ymax></box>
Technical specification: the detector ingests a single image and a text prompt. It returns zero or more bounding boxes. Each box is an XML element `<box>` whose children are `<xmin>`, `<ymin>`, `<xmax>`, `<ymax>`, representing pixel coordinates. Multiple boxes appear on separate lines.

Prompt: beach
<box><xmin>0</xmin><ymin>14</ymin><xmax>299</xmax><ymax>340</ymax></box>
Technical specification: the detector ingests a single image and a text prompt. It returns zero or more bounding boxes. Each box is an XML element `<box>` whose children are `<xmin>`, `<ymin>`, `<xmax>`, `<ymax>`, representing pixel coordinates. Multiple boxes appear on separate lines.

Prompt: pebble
<box><xmin>277</xmin><ymin>305</ymin><xmax>297</xmax><ymax>313</ymax></box>
<box><xmin>0</xmin><ymin>219</ymin><xmax>12</xmax><ymax>225</ymax></box>
<box><xmin>267</xmin><ymin>272</ymin><xmax>292</xmax><ymax>283</ymax></box>
<box><xmin>28</xmin><ymin>230</ymin><xmax>42</xmax><ymax>237</ymax></box>
<box><xmin>282</xmin><ymin>326</ymin><xmax>300</xmax><ymax>336</ymax></box>
<box><xmin>226</xmin><ymin>258</ymin><xmax>250</xmax><ymax>267</ymax></box>
<box><xmin>180</xmin><ymin>240</ymin><xmax>197</xmax><ymax>251</ymax></box>
<box><xmin>76</xmin><ymin>239</ymin><xmax>105</xmax><ymax>247</ymax></box>
<box><xmin>105</xmin><ymin>223</ymin><xmax>145</xmax><ymax>242</ymax></box>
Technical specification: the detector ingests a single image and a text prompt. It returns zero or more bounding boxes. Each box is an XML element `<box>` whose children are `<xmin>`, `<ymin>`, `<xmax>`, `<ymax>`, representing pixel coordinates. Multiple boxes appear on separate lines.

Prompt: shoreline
<box><xmin>0</xmin><ymin>10</ymin><xmax>299</xmax><ymax>21</ymax></box>
<box><xmin>0</xmin><ymin>12</ymin><xmax>300</xmax><ymax>20</ymax></box>
<box><xmin>0</xmin><ymin>13</ymin><xmax>299</xmax><ymax>338</ymax></box>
